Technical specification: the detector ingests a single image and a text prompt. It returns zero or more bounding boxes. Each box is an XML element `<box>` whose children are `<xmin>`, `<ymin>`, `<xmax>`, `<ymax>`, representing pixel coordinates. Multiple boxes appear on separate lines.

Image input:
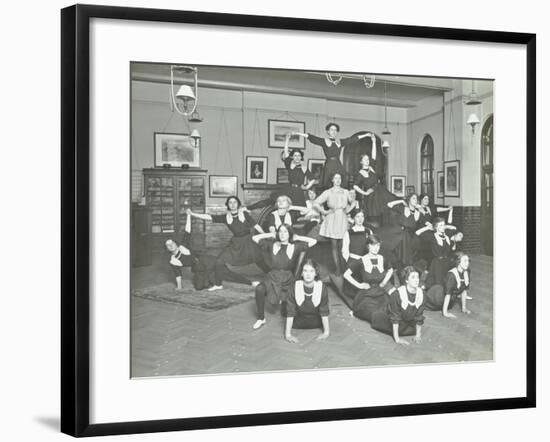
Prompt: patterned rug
<box><xmin>132</xmin><ymin>282</ymin><xmax>256</xmax><ymax>311</ymax></box>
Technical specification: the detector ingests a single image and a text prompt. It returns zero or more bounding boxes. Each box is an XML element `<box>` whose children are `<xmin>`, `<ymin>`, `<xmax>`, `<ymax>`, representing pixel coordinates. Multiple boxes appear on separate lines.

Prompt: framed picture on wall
<box><xmin>276</xmin><ymin>167</ymin><xmax>289</xmax><ymax>184</ymax></box>
<box><xmin>391</xmin><ymin>175</ymin><xmax>406</xmax><ymax>197</ymax></box>
<box><xmin>153</xmin><ymin>132</ymin><xmax>200</xmax><ymax>168</ymax></box>
<box><xmin>444</xmin><ymin>160</ymin><xmax>460</xmax><ymax>197</ymax></box>
<box><xmin>246</xmin><ymin>156</ymin><xmax>268</xmax><ymax>184</ymax></box>
<box><xmin>209</xmin><ymin>175</ymin><xmax>238</xmax><ymax>198</ymax></box>
<box><xmin>308</xmin><ymin>159</ymin><xmax>325</xmax><ymax>182</ymax></box>
<box><xmin>268</xmin><ymin>119</ymin><xmax>306</xmax><ymax>148</ymax></box>
<box><xmin>405</xmin><ymin>185</ymin><xmax>415</xmax><ymax>196</ymax></box>
<box><xmin>62</xmin><ymin>3</ymin><xmax>535</xmax><ymax>438</ymax></box>
<box><xmin>437</xmin><ymin>171</ymin><xmax>444</xmax><ymax>198</ymax></box>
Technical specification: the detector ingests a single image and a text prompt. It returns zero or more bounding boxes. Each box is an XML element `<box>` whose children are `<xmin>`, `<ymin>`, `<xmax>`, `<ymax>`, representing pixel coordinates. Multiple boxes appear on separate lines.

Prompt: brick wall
<box><xmin>451</xmin><ymin>206</ymin><xmax>482</xmax><ymax>254</ymax></box>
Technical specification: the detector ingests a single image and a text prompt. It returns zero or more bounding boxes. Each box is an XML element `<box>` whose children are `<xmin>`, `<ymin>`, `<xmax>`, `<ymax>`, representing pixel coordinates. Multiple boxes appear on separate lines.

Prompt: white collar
<box><xmin>351</xmin><ymin>225</ymin><xmax>365</xmax><ymax>232</ymax></box>
<box><xmin>362</xmin><ymin>253</ymin><xmax>384</xmax><ymax>273</ymax></box>
<box><xmin>434</xmin><ymin>232</ymin><xmax>450</xmax><ymax>247</ymax></box>
<box><xmin>397</xmin><ymin>285</ymin><xmax>423</xmax><ymax>309</ymax></box>
<box><xmin>295</xmin><ymin>280</ymin><xmax>323</xmax><ymax>307</ymax></box>
<box><xmin>324</xmin><ymin>137</ymin><xmax>341</xmax><ymax>147</ymax></box>
<box><xmin>289</xmin><ymin>162</ymin><xmax>307</xmax><ymax>173</ymax></box>
<box><xmin>169</xmin><ymin>245</ymin><xmax>190</xmax><ymax>266</ymax></box>
<box><xmin>359</xmin><ymin>167</ymin><xmax>375</xmax><ymax>177</ymax></box>
<box><xmin>226</xmin><ymin>210</ymin><xmax>246</xmax><ymax>225</ymax></box>
<box><xmin>450</xmin><ymin>267</ymin><xmax>469</xmax><ymax>287</ymax></box>
<box><xmin>272</xmin><ymin>241</ymin><xmax>295</xmax><ymax>259</ymax></box>
<box><xmin>273</xmin><ymin>211</ymin><xmax>292</xmax><ymax>228</ymax></box>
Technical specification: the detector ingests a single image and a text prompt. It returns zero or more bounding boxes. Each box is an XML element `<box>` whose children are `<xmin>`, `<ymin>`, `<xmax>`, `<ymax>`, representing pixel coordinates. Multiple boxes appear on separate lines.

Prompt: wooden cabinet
<box><xmin>143</xmin><ymin>168</ymin><xmax>207</xmax><ymax>251</ymax></box>
<box><xmin>132</xmin><ymin>205</ymin><xmax>152</xmax><ymax>267</ymax></box>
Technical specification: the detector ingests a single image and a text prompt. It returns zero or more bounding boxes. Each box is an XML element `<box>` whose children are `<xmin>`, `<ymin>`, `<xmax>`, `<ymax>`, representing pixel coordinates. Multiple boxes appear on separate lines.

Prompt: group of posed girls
<box><xmin>164</xmin><ymin>122</ymin><xmax>472</xmax><ymax>344</ymax></box>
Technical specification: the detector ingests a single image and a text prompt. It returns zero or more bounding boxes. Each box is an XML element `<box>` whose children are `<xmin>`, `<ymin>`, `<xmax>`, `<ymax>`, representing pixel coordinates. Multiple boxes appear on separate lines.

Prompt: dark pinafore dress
<box><xmin>423</xmin><ymin>232</ymin><xmax>455</xmax><ymax>287</ymax></box>
<box><xmin>306</xmin><ymin>133</ymin><xmax>359</xmax><ymax>188</ymax></box>
<box><xmin>259</xmin><ymin>239</ymin><xmax>309</xmax><ymax>305</ymax></box>
<box><xmin>282</xmin><ymin>157</ymin><xmax>312</xmax><ymax>207</ymax></box>
<box><xmin>354</xmin><ymin>168</ymin><xmax>396</xmax><ymax>217</ymax></box>
<box><xmin>369</xmin><ymin>286</ymin><xmax>426</xmax><ymax>337</ymax></box>
<box><xmin>352</xmin><ymin>255</ymin><xmax>394</xmax><ymax>322</ymax></box>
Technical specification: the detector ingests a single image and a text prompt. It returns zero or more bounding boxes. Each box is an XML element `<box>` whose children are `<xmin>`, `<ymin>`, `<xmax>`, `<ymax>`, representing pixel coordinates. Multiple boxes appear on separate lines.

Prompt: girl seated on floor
<box><xmin>165</xmin><ymin>209</ymin><xmax>195</xmax><ymax>291</ymax></box>
<box><xmin>285</xmin><ymin>259</ymin><xmax>330</xmax><ymax>343</ymax></box>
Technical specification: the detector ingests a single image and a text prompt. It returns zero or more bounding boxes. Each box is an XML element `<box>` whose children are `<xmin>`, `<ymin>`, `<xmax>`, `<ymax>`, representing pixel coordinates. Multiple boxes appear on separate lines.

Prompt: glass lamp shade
<box><xmin>382</xmin><ymin>140</ymin><xmax>390</xmax><ymax>149</ymax></box>
<box><xmin>175</xmin><ymin>84</ymin><xmax>196</xmax><ymax>101</ymax></box>
<box><xmin>190</xmin><ymin>129</ymin><xmax>201</xmax><ymax>139</ymax></box>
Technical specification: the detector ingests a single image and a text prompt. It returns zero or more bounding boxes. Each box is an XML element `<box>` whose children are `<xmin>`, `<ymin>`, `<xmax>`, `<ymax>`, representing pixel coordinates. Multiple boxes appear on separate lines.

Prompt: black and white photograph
<box><xmin>391</xmin><ymin>175</ymin><xmax>406</xmax><ymax>197</ymax></box>
<box><xmin>130</xmin><ymin>61</ymin><xmax>496</xmax><ymax>378</ymax></box>
<box><xmin>154</xmin><ymin>132</ymin><xmax>200</xmax><ymax>168</ymax></box>
<box><xmin>268</xmin><ymin>119</ymin><xmax>306</xmax><ymax>148</ymax></box>
<box><xmin>444</xmin><ymin>160</ymin><xmax>460</xmax><ymax>197</ymax></box>
<box><xmin>308</xmin><ymin>158</ymin><xmax>325</xmax><ymax>182</ymax></box>
<box><xmin>246</xmin><ymin>156</ymin><xmax>268</xmax><ymax>184</ymax></box>
<box><xmin>208</xmin><ymin>175</ymin><xmax>237</xmax><ymax>197</ymax></box>
<box><xmin>437</xmin><ymin>170</ymin><xmax>445</xmax><ymax>198</ymax></box>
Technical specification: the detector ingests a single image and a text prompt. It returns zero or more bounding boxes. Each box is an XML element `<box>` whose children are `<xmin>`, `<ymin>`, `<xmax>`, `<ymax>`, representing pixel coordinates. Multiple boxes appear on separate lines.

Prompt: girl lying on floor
<box><xmin>285</xmin><ymin>259</ymin><xmax>330</xmax><ymax>343</ymax></box>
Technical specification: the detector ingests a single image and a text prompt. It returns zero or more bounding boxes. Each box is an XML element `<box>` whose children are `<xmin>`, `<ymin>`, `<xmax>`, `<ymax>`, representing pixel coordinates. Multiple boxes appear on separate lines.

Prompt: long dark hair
<box><xmin>276</xmin><ymin>223</ymin><xmax>295</xmax><ymax>243</ymax></box>
<box><xmin>300</xmin><ymin>258</ymin><xmax>321</xmax><ymax>280</ymax></box>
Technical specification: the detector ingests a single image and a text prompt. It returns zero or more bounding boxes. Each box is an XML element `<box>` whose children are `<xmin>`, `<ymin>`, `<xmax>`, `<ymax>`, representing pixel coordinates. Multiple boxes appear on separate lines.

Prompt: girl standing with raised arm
<box><xmin>189</xmin><ymin>196</ymin><xmax>267</xmax><ymax>291</ymax></box>
<box><xmin>294</xmin><ymin>123</ymin><xmax>373</xmax><ymax>189</ymax></box>
<box><xmin>353</xmin><ymin>148</ymin><xmax>396</xmax><ymax>226</ymax></box>
<box><xmin>251</xmin><ymin>224</ymin><xmax>317</xmax><ymax>330</ymax></box>
<box><xmin>285</xmin><ymin>259</ymin><xmax>330</xmax><ymax>343</ymax></box>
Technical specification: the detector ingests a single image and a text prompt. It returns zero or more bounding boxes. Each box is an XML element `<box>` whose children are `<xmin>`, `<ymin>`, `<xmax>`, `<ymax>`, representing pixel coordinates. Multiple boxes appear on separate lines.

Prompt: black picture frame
<box><xmin>444</xmin><ymin>160</ymin><xmax>461</xmax><ymax>197</ymax></box>
<box><xmin>61</xmin><ymin>4</ymin><xmax>536</xmax><ymax>437</ymax></box>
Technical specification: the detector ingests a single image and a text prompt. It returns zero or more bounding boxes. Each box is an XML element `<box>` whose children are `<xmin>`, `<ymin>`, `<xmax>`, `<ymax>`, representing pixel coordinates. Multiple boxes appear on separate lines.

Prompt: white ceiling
<box><xmin>131</xmin><ymin>62</ymin><xmax>491</xmax><ymax>108</ymax></box>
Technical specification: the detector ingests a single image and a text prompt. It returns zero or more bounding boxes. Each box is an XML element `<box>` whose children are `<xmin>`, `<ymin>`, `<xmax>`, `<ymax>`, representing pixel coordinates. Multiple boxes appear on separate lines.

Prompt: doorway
<box><xmin>480</xmin><ymin>115</ymin><xmax>493</xmax><ymax>256</ymax></box>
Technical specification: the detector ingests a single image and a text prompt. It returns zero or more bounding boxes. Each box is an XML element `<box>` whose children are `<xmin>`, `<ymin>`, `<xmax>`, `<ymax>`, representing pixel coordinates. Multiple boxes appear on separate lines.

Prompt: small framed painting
<box><xmin>391</xmin><ymin>175</ymin><xmax>406</xmax><ymax>198</ymax></box>
<box><xmin>437</xmin><ymin>171</ymin><xmax>444</xmax><ymax>198</ymax></box>
<box><xmin>308</xmin><ymin>159</ymin><xmax>325</xmax><ymax>182</ymax></box>
<box><xmin>209</xmin><ymin>175</ymin><xmax>238</xmax><ymax>198</ymax></box>
<box><xmin>268</xmin><ymin>119</ymin><xmax>306</xmax><ymax>149</ymax></box>
<box><xmin>246</xmin><ymin>156</ymin><xmax>268</xmax><ymax>184</ymax></box>
<box><xmin>405</xmin><ymin>185</ymin><xmax>415</xmax><ymax>196</ymax></box>
<box><xmin>444</xmin><ymin>160</ymin><xmax>460</xmax><ymax>197</ymax></box>
<box><xmin>276</xmin><ymin>168</ymin><xmax>289</xmax><ymax>184</ymax></box>
<box><xmin>153</xmin><ymin>132</ymin><xmax>200</xmax><ymax>168</ymax></box>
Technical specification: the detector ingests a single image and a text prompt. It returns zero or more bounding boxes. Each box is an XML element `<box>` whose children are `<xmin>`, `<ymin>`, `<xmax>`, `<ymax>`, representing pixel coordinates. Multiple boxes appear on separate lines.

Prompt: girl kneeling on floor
<box><xmin>285</xmin><ymin>259</ymin><xmax>330</xmax><ymax>343</ymax></box>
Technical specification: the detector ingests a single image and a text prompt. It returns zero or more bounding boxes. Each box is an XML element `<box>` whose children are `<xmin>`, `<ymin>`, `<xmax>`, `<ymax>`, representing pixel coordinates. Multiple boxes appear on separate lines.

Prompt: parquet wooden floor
<box><xmin>131</xmin><ymin>255</ymin><xmax>493</xmax><ymax>377</ymax></box>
